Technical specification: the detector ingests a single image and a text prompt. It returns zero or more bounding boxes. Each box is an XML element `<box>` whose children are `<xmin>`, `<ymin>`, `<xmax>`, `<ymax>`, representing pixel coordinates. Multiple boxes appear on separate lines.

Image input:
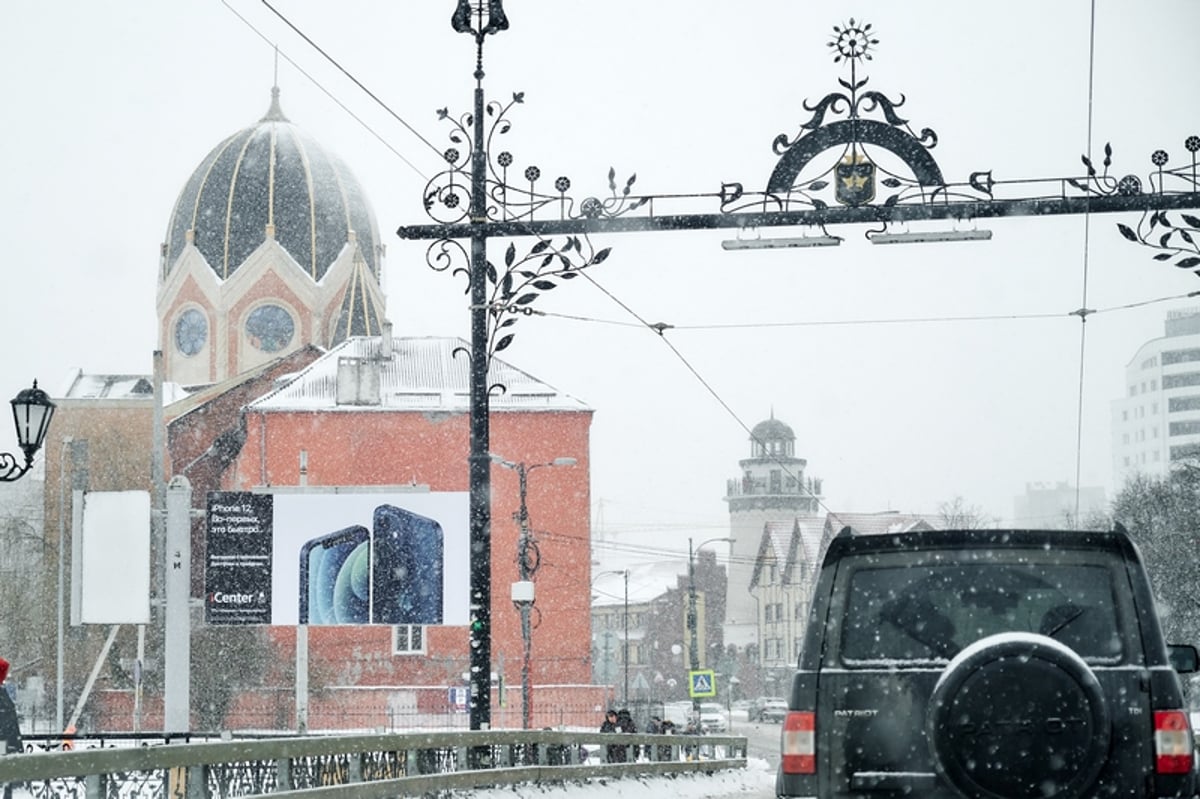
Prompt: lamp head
<box><xmin>452</xmin><ymin>0</ymin><xmax>509</xmax><ymax>41</ymax></box>
<box><xmin>11</xmin><ymin>380</ymin><xmax>55</xmax><ymax>461</ymax></box>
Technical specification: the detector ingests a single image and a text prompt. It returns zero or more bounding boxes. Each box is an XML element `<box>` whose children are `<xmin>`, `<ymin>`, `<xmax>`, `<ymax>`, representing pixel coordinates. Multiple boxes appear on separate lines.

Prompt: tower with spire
<box><xmin>723</xmin><ymin>412</ymin><xmax>824</xmax><ymax>651</ymax></box>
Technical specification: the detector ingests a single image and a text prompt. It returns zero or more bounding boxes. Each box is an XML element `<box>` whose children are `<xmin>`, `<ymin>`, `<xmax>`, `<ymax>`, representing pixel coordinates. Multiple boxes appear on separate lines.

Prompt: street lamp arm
<box><xmin>0</xmin><ymin>451</ymin><xmax>35</xmax><ymax>482</ymax></box>
<box><xmin>2</xmin><ymin>380</ymin><xmax>56</xmax><ymax>483</ymax></box>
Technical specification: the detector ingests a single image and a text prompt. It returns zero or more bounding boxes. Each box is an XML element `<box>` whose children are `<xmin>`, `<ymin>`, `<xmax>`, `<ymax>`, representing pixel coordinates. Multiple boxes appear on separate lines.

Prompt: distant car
<box><xmin>662</xmin><ymin>700</ymin><xmax>694</xmax><ymax>729</ymax></box>
<box><xmin>750</xmin><ymin>695</ymin><xmax>787</xmax><ymax>721</ymax></box>
<box><xmin>698</xmin><ymin>702</ymin><xmax>728</xmax><ymax>733</ymax></box>
<box><xmin>757</xmin><ymin>697</ymin><xmax>788</xmax><ymax>723</ymax></box>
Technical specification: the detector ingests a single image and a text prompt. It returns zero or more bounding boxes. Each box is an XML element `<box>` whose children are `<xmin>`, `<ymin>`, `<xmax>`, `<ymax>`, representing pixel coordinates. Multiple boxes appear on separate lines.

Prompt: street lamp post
<box><xmin>621</xmin><ymin>569</ymin><xmax>628</xmax><ymax>705</ymax></box>
<box><xmin>688</xmin><ymin>536</ymin><xmax>733</xmax><ymax>715</ymax></box>
<box><xmin>450</xmin><ymin>0</ymin><xmax>508</xmax><ymax>738</ymax></box>
<box><xmin>592</xmin><ymin>568</ymin><xmax>629</xmax><ymax>707</ymax></box>
<box><xmin>1</xmin><ymin>380</ymin><xmax>56</xmax><ymax>482</ymax></box>
<box><xmin>492</xmin><ymin>454</ymin><xmax>575</xmax><ymax>729</ymax></box>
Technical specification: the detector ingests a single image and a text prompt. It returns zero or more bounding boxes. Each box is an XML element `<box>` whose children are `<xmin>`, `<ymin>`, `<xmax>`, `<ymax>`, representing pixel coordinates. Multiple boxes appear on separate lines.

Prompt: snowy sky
<box><xmin>2</xmin><ymin>1</ymin><xmax>1199</xmax><ymax>567</ymax></box>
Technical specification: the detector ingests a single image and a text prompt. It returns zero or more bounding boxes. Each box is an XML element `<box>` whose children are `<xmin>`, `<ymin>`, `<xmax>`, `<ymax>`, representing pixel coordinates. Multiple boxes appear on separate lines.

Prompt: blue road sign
<box><xmin>688</xmin><ymin>669</ymin><xmax>717</xmax><ymax>698</ymax></box>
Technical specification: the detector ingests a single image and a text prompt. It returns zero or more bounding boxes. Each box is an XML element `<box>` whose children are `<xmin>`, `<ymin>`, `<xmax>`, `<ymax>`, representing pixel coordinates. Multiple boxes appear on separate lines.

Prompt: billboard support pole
<box><xmin>164</xmin><ymin>476</ymin><xmax>192</xmax><ymax>734</ymax></box>
<box><xmin>67</xmin><ymin>624</ymin><xmax>119</xmax><ymax>732</ymax></box>
<box><xmin>296</xmin><ymin>625</ymin><xmax>308</xmax><ymax>734</ymax></box>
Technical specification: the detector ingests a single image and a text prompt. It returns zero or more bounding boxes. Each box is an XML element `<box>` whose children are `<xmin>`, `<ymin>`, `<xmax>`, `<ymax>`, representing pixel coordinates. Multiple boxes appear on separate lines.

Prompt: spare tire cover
<box><xmin>926</xmin><ymin>632</ymin><xmax>1110</xmax><ymax>799</ymax></box>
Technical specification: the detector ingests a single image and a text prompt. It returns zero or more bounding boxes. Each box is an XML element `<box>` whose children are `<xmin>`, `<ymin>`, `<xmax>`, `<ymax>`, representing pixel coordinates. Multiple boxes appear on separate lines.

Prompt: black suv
<box><xmin>778</xmin><ymin>527</ymin><xmax>1198</xmax><ymax>799</ymax></box>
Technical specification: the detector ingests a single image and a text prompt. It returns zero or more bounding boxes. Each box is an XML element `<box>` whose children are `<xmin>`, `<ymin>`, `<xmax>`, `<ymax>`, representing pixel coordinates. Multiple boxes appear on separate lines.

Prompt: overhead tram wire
<box><xmin>561</xmin><ymin>267</ymin><xmax>846</xmax><ymax>527</ymax></box>
<box><xmin>572</xmin><ymin>533</ymin><xmax>763</xmax><ymax>566</ymax></box>
<box><xmin>242</xmin><ymin>3</ymin><xmax>1188</xmax><ymax>533</ymax></box>
<box><xmin>238</xmin><ymin>3</ymin><xmax>809</xmax><ymax>560</ymax></box>
<box><xmin>258</xmin><ymin>0</ymin><xmax>447</xmax><ymax>163</ymax></box>
<box><xmin>507</xmin><ymin>289</ymin><xmax>1200</xmax><ymax>333</ymax></box>
<box><xmin>235</xmin><ymin>6</ymin><xmax>1078</xmax><ymax>535</ymax></box>
<box><xmin>534</xmin><ymin>267</ymin><xmax>1200</xmax><ymax>531</ymax></box>
<box><xmin>227</xmin><ymin>5</ymin><xmax>777</xmax><ymax>556</ymax></box>
<box><xmin>220</xmin><ymin>0</ymin><xmax>434</xmax><ymax>181</ymax></box>
<box><xmin>220</xmin><ymin>5</ymin><xmax>771</xmax><ymax>610</ymax></box>
<box><xmin>1071</xmin><ymin>0</ymin><xmax>1098</xmax><ymax>527</ymax></box>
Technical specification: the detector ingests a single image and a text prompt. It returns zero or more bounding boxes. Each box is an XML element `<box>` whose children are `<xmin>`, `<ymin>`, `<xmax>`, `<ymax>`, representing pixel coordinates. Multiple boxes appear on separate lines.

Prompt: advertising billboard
<box><xmin>205</xmin><ymin>490</ymin><xmax>468</xmax><ymax>626</ymax></box>
<box><xmin>77</xmin><ymin>490</ymin><xmax>151</xmax><ymax>624</ymax></box>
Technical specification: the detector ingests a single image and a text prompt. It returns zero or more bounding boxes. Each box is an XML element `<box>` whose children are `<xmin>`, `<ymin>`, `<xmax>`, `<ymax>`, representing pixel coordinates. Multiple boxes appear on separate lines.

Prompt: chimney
<box><xmin>381</xmin><ymin>320</ymin><xmax>393</xmax><ymax>359</ymax></box>
<box><xmin>335</xmin><ymin>357</ymin><xmax>382</xmax><ymax>406</ymax></box>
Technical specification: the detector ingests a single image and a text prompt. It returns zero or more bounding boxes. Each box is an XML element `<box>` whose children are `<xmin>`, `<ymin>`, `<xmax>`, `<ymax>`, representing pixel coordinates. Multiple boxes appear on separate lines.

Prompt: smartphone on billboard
<box><xmin>299</xmin><ymin>525</ymin><xmax>370</xmax><ymax>624</ymax></box>
<box><xmin>372</xmin><ymin>504</ymin><xmax>444</xmax><ymax>624</ymax></box>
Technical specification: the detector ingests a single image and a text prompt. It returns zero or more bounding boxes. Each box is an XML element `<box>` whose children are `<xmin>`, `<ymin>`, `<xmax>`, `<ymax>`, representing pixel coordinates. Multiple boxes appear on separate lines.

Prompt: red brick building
<box><xmin>39</xmin><ymin>87</ymin><xmax>608</xmax><ymax>732</ymax></box>
<box><xmin>225</xmin><ymin>334</ymin><xmax>598</xmax><ymax>729</ymax></box>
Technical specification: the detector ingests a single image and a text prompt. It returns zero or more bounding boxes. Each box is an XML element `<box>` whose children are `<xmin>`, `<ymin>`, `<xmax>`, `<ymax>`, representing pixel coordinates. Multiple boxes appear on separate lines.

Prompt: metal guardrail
<box><xmin>0</xmin><ymin>729</ymin><xmax>747</xmax><ymax>798</ymax></box>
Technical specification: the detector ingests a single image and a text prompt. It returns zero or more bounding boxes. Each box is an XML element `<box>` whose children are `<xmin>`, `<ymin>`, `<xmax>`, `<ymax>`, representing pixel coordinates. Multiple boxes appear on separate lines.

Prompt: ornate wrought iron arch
<box><xmin>767</xmin><ymin>117</ymin><xmax>945</xmax><ymax>196</ymax></box>
<box><xmin>394</xmin><ymin>7</ymin><xmax>1200</xmax><ymax>739</ymax></box>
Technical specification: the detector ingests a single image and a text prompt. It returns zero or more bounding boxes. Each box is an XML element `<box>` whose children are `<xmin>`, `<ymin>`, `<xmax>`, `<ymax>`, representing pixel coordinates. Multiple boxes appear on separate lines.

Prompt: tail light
<box><xmin>1153</xmin><ymin>710</ymin><xmax>1194</xmax><ymax>774</ymax></box>
<box><xmin>781</xmin><ymin>711</ymin><xmax>815</xmax><ymax>774</ymax></box>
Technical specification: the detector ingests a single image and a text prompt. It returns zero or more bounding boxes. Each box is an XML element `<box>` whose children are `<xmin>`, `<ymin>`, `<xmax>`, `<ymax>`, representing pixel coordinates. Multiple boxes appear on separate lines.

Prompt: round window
<box><xmin>174</xmin><ymin>308</ymin><xmax>208</xmax><ymax>357</ymax></box>
<box><xmin>245</xmin><ymin>305</ymin><xmax>295</xmax><ymax>353</ymax></box>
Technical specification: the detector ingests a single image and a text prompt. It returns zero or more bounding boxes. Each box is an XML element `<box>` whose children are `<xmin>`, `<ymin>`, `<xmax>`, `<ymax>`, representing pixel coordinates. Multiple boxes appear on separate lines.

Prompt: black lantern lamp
<box><xmin>451</xmin><ymin>0</ymin><xmax>508</xmax><ymax>42</ymax></box>
<box><xmin>2</xmin><ymin>380</ymin><xmax>56</xmax><ymax>482</ymax></box>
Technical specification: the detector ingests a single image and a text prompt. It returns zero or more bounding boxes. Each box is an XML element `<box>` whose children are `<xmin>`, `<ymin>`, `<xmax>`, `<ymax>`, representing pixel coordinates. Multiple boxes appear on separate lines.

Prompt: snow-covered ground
<box><xmin>456</xmin><ymin>756</ymin><xmax>776</xmax><ymax>798</ymax></box>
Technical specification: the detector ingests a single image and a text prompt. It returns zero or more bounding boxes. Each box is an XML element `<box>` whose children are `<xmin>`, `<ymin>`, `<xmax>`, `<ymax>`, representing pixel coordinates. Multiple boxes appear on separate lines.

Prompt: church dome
<box><xmin>163</xmin><ymin>88</ymin><xmax>380</xmax><ymax>282</ymax></box>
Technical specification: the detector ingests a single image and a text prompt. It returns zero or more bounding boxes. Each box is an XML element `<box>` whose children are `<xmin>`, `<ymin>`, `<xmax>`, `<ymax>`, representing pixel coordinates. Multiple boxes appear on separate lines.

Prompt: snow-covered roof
<box><xmin>247</xmin><ymin>336</ymin><xmax>591</xmax><ymax>413</ymax></box>
<box><xmin>57</xmin><ymin>369</ymin><xmax>189</xmax><ymax>403</ymax></box>
<box><xmin>824</xmin><ymin>510</ymin><xmax>936</xmax><ymax>536</ymax></box>
<box><xmin>592</xmin><ymin>560</ymin><xmax>687</xmax><ymax>608</ymax></box>
<box><xmin>751</xmin><ymin>516</ymin><xmax>826</xmax><ymax>586</ymax></box>
<box><xmin>763</xmin><ymin>520</ymin><xmax>793</xmax><ymax>565</ymax></box>
<box><xmin>796</xmin><ymin>518</ymin><xmax>824</xmax><ymax>569</ymax></box>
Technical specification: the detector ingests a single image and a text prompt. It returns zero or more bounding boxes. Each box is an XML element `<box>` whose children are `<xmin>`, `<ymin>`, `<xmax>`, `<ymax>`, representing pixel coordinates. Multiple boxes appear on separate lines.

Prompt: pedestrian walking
<box><xmin>615</xmin><ymin>708</ymin><xmax>638</xmax><ymax>761</ymax></box>
<box><xmin>656</xmin><ymin>718</ymin><xmax>677</xmax><ymax>761</ymax></box>
<box><xmin>683</xmin><ymin>716</ymin><xmax>703</xmax><ymax>760</ymax></box>
<box><xmin>600</xmin><ymin>709</ymin><xmax>624</xmax><ymax>763</ymax></box>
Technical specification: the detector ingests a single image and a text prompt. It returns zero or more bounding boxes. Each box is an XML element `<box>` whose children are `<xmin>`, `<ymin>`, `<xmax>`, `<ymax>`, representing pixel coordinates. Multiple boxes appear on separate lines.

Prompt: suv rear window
<box><xmin>840</xmin><ymin>559</ymin><xmax>1122</xmax><ymax>664</ymax></box>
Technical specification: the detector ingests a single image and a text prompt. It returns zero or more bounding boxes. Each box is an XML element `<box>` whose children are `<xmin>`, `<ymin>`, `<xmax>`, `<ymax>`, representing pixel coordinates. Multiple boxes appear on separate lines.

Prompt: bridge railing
<box><xmin>0</xmin><ymin>729</ymin><xmax>747</xmax><ymax>798</ymax></box>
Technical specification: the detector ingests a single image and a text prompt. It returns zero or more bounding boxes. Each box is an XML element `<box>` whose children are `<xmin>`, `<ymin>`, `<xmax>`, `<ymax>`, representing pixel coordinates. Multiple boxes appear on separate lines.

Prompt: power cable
<box><xmin>219</xmin><ymin>0</ymin><xmax>431</xmax><ymax>180</ymax></box>
<box><xmin>498</xmin><ymin>290</ymin><xmax>1200</xmax><ymax>333</ymax></box>
<box><xmin>242</xmin><ymin>2</ymin><xmax>1150</xmax><ymax>537</ymax></box>
<box><xmin>241</xmin><ymin>0</ymin><xmax>1108</xmax><ymax>536</ymax></box>
<box><xmin>556</xmin><ymin>533</ymin><xmax>764</xmax><ymax>567</ymax></box>
<box><xmin>258</xmin><ymin>0</ymin><xmax>446</xmax><ymax>163</ymax></box>
<box><xmin>1071</xmin><ymin>0</ymin><xmax>1099</xmax><ymax>526</ymax></box>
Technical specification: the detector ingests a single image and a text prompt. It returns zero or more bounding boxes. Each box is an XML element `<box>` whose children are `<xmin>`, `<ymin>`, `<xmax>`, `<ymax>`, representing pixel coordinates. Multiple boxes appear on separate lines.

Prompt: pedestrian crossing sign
<box><xmin>688</xmin><ymin>669</ymin><xmax>717</xmax><ymax>698</ymax></box>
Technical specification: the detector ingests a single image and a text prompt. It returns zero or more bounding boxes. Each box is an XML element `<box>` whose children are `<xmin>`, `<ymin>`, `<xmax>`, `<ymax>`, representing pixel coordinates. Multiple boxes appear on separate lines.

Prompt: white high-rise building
<box><xmin>1112</xmin><ymin>308</ymin><xmax>1200</xmax><ymax>490</ymax></box>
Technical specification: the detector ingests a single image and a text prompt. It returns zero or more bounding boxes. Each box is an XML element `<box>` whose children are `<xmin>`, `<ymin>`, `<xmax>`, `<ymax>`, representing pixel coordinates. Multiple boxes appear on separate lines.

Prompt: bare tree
<box><xmin>937</xmin><ymin>496</ymin><xmax>999</xmax><ymax>530</ymax></box>
<box><xmin>1058</xmin><ymin>507</ymin><xmax>1113</xmax><ymax>531</ymax></box>
<box><xmin>1111</xmin><ymin>467</ymin><xmax>1200</xmax><ymax>648</ymax></box>
<box><xmin>0</xmin><ymin>501</ymin><xmax>52</xmax><ymax>675</ymax></box>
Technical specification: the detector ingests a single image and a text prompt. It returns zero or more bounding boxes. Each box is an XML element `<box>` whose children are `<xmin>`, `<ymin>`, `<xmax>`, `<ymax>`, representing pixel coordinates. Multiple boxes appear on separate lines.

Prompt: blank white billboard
<box><xmin>78</xmin><ymin>491</ymin><xmax>151</xmax><ymax>624</ymax></box>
